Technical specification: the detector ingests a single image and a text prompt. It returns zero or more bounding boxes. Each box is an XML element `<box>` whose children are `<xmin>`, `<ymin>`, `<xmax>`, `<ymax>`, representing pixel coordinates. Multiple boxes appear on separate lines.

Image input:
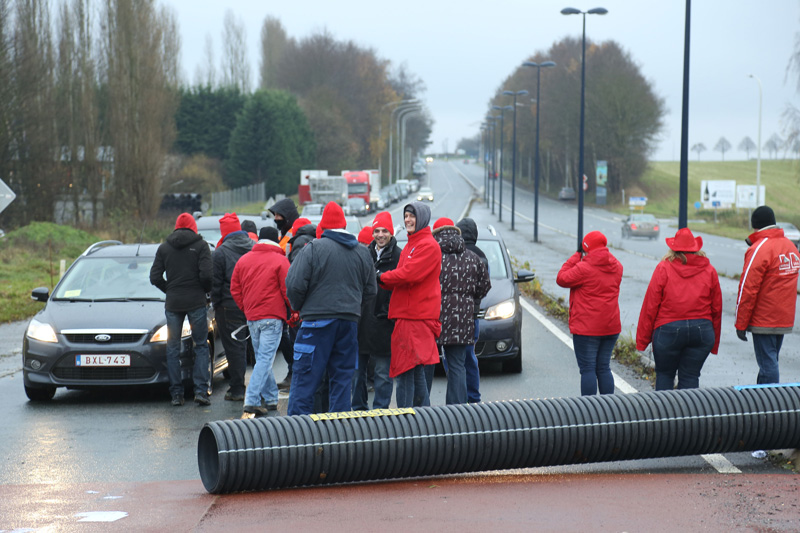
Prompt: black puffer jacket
<box><xmin>434</xmin><ymin>226</ymin><xmax>491</xmax><ymax>345</ymax></box>
<box><xmin>211</xmin><ymin>232</ymin><xmax>254</xmax><ymax>310</ymax></box>
<box><xmin>456</xmin><ymin>218</ymin><xmax>489</xmax><ymax>314</ymax></box>
<box><xmin>150</xmin><ymin>229</ymin><xmax>212</xmax><ymax>312</ymax></box>
<box><xmin>268</xmin><ymin>198</ymin><xmax>300</xmax><ymax>238</ymax></box>
<box><xmin>358</xmin><ymin>237</ymin><xmax>402</xmax><ymax>356</ymax></box>
<box><xmin>287</xmin><ymin>223</ymin><xmax>316</xmax><ymax>263</ymax></box>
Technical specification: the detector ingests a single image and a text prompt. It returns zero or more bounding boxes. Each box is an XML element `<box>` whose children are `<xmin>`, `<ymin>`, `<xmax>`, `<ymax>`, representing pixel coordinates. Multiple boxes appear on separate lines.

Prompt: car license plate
<box><xmin>75</xmin><ymin>354</ymin><xmax>131</xmax><ymax>367</ymax></box>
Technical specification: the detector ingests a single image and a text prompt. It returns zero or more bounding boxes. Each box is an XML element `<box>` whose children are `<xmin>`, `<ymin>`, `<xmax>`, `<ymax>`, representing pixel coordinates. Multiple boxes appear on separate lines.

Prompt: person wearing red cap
<box><xmin>378</xmin><ymin>202</ymin><xmax>442</xmax><ymax>408</ymax></box>
<box><xmin>285</xmin><ymin>202</ymin><xmax>377</xmax><ymax>415</ymax></box>
<box><xmin>150</xmin><ymin>212</ymin><xmax>213</xmax><ymax>406</ymax></box>
<box><xmin>556</xmin><ymin>230</ymin><xmax>622</xmax><ymax>396</ymax></box>
<box><xmin>211</xmin><ymin>213</ymin><xmax>254</xmax><ymax>402</ymax></box>
<box><xmin>286</xmin><ymin>217</ymin><xmax>316</xmax><ymax>263</ymax></box>
<box><xmin>352</xmin><ymin>211</ymin><xmax>402</xmax><ymax>410</ymax></box>
<box><xmin>357</xmin><ymin>226</ymin><xmax>374</xmax><ymax>246</ymax></box>
<box><xmin>636</xmin><ymin>228</ymin><xmax>722</xmax><ymax>390</ymax></box>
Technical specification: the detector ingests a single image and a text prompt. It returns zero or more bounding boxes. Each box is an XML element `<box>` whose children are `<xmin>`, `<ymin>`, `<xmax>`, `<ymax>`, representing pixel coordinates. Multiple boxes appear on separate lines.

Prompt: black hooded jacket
<box><xmin>358</xmin><ymin>236</ymin><xmax>402</xmax><ymax>355</ymax></box>
<box><xmin>211</xmin><ymin>232</ymin><xmax>254</xmax><ymax>310</ymax></box>
<box><xmin>269</xmin><ymin>198</ymin><xmax>300</xmax><ymax>238</ymax></box>
<box><xmin>150</xmin><ymin>229</ymin><xmax>212</xmax><ymax>313</ymax></box>
<box><xmin>287</xmin><ymin>223</ymin><xmax>316</xmax><ymax>263</ymax></box>
<box><xmin>457</xmin><ymin>217</ymin><xmax>489</xmax><ymax>313</ymax></box>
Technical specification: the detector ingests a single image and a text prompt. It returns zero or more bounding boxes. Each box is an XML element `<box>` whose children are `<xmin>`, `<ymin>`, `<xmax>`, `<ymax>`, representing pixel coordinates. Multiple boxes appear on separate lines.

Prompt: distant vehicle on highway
<box><xmin>301</xmin><ymin>203</ymin><xmax>325</xmax><ymax>216</ymax></box>
<box><xmin>345</xmin><ymin>197</ymin><xmax>369</xmax><ymax>217</ymax></box>
<box><xmin>777</xmin><ymin>222</ymin><xmax>800</xmax><ymax>247</ymax></box>
<box><xmin>621</xmin><ymin>213</ymin><xmax>660</xmax><ymax>240</ymax></box>
<box><xmin>558</xmin><ymin>187</ymin><xmax>576</xmax><ymax>201</ymax></box>
<box><xmin>416</xmin><ymin>187</ymin><xmax>434</xmax><ymax>202</ymax></box>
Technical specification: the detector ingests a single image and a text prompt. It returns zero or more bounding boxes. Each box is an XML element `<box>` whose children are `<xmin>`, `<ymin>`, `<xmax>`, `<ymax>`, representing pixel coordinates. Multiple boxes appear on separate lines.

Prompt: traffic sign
<box><xmin>0</xmin><ymin>179</ymin><xmax>15</xmax><ymax>215</ymax></box>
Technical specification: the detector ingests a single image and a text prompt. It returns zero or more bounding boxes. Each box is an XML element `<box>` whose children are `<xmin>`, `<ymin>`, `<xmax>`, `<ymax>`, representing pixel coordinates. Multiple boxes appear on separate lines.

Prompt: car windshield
<box><xmin>54</xmin><ymin>256</ymin><xmax>164</xmax><ymax>301</ymax></box>
<box><xmin>419</xmin><ymin>187</ymin><xmax>433</xmax><ymax>194</ymax></box>
<box><xmin>348</xmin><ymin>183</ymin><xmax>368</xmax><ymax>194</ymax></box>
<box><xmin>475</xmin><ymin>239</ymin><xmax>509</xmax><ymax>279</ymax></box>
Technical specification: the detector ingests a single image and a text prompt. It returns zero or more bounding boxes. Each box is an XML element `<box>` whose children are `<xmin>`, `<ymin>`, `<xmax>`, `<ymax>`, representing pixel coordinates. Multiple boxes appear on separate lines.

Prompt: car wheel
<box><xmin>25</xmin><ymin>384</ymin><xmax>56</xmax><ymax>401</ymax></box>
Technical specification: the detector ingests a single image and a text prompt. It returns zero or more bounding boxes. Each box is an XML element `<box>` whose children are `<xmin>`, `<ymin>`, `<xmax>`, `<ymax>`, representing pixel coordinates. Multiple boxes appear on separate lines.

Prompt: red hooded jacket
<box><xmin>636</xmin><ymin>254</ymin><xmax>722</xmax><ymax>353</ymax></box>
<box><xmin>556</xmin><ymin>248</ymin><xmax>623</xmax><ymax>336</ymax></box>
<box><xmin>230</xmin><ymin>242</ymin><xmax>291</xmax><ymax>322</ymax></box>
<box><xmin>735</xmin><ymin>227</ymin><xmax>800</xmax><ymax>333</ymax></box>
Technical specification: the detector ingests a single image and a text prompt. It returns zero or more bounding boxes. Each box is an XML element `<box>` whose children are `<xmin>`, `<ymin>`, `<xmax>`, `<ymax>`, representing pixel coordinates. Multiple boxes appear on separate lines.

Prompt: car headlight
<box><xmin>484</xmin><ymin>299</ymin><xmax>516</xmax><ymax>320</ymax></box>
<box><xmin>150</xmin><ymin>318</ymin><xmax>192</xmax><ymax>343</ymax></box>
<box><xmin>26</xmin><ymin>319</ymin><xmax>58</xmax><ymax>343</ymax></box>
<box><xmin>417</xmin><ymin>195</ymin><xmax>422</xmax><ymax>201</ymax></box>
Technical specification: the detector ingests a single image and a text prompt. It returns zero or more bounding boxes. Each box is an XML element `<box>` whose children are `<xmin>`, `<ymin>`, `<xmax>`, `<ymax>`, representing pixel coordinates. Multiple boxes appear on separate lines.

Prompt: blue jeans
<box><xmin>465</xmin><ymin>319</ymin><xmax>481</xmax><ymax>403</ymax></box>
<box><xmin>752</xmin><ymin>333</ymin><xmax>783</xmax><ymax>384</ymax></box>
<box><xmin>244</xmin><ymin>318</ymin><xmax>282</xmax><ymax>407</ymax></box>
<box><xmin>572</xmin><ymin>333</ymin><xmax>618</xmax><ymax>396</ymax></box>
<box><xmin>288</xmin><ymin>319</ymin><xmax>358</xmax><ymax>416</ymax></box>
<box><xmin>396</xmin><ymin>365</ymin><xmax>430</xmax><ymax>408</ymax></box>
<box><xmin>352</xmin><ymin>353</ymin><xmax>393</xmax><ymax>410</ymax></box>
<box><xmin>444</xmin><ymin>345</ymin><xmax>468</xmax><ymax>405</ymax></box>
<box><xmin>652</xmin><ymin>319</ymin><xmax>714</xmax><ymax>390</ymax></box>
<box><xmin>165</xmin><ymin>307</ymin><xmax>210</xmax><ymax>398</ymax></box>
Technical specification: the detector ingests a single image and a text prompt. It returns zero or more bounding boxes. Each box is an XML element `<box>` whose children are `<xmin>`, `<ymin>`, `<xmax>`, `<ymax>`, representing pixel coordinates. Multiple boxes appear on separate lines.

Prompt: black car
<box><xmin>621</xmin><ymin>213</ymin><xmax>659</xmax><ymax>239</ymax></box>
<box><xmin>22</xmin><ymin>241</ymin><xmax>228</xmax><ymax>401</ymax></box>
<box><xmin>395</xmin><ymin>225</ymin><xmax>534</xmax><ymax>373</ymax></box>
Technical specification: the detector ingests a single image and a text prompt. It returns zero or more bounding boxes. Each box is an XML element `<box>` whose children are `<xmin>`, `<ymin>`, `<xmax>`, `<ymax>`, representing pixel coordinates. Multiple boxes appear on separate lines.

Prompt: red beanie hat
<box><xmin>433</xmin><ymin>217</ymin><xmax>455</xmax><ymax>230</ymax></box>
<box><xmin>291</xmin><ymin>217</ymin><xmax>312</xmax><ymax>235</ymax></box>
<box><xmin>357</xmin><ymin>226</ymin><xmax>373</xmax><ymax>245</ymax></box>
<box><xmin>175</xmin><ymin>212</ymin><xmax>197</xmax><ymax>233</ymax></box>
<box><xmin>316</xmin><ymin>202</ymin><xmax>347</xmax><ymax>239</ymax></box>
<box><xmin>582</xmin><ymin>230</ymin><xmax>607</xmax><ymax>253</ymax></box>
<box><xmin>216</xmin><ymin>213</ymin><xmax>242</xmax><ymax>248</ymax></box>
<box><xmin>371</xmin><ymin>211</ymin><xmax>394</xmax><ymax>235</ymax></box>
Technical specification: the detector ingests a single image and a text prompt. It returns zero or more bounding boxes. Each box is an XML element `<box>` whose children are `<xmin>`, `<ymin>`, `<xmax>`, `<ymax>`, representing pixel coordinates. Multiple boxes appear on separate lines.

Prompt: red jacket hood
<box><xmin>583</xmin><ymin>247</ymin><xmax>619</xmax><ymax>274</ymax></box>
<box><xmin>667</xmin><ymin>253</ymin><xmax>710</xmax><ymax>278</ymax></box>
<box><xmin>746</xmin><ymin>227</ymin><xmax>784</xmax><ymax>246</ymax></box>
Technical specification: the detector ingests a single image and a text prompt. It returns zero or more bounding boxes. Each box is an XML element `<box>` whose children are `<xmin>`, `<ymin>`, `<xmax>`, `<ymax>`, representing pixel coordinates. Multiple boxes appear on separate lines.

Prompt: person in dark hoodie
<box><xmin>285</xmin><ymin>202</ymin><xmax>377</xmax><ymax>415</ymax></box>
<box><xmin>636</xmin><ymin>228</ymin><xmax>722</xmax><ymax>390</ymax></box>
<box><xmin>433</xmin><ymin>217</ymin><xmax>491</xmax><ymax>405</ymax></box>
<box><xmin>150</xmin><ymin>213</ymin><xmax>213</xmax><ymax>406</ymax></box>
<box><xmin>556</xmin><ymin>231</ymin><xmax>622</xmax><ymax>396</ymax></box>
<box><xmin>456</xmin><ymin>217</ymin><xmax>489</xmax><ymax>403</ymax></box>
<box><xmin>211</xmin><ymin>213</ymin><xmax>254</xmax><ymax>402</ymax></box>
<box><xmin>268</xmin><ymin>198</ymin><xmax>301</xmax><ymax>252</ymax></box>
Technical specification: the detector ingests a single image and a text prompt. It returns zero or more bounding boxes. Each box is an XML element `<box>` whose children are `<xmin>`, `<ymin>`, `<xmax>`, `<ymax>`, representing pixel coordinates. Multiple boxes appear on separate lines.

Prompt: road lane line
<box><xmin>519</xmin><ymin>297</ymin><xmax>741</xmax><ymax>473</ymax></box>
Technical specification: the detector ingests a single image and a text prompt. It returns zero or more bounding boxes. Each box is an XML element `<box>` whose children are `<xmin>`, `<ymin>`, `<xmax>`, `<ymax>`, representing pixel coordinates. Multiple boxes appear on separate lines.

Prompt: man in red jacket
<box><xmin>231</xmin><ymin>226</ymin><xmax>291</xmax><ymax>416</ymax></box>
<box><xmin>378</xmin><ymin>202</ymin><xmax>442</xmax><ymax>408</ymax></box>
<box><xmin>735</xmin><ymin>206</ymin><xmax>800</xmax><ymax>384</ymax></box>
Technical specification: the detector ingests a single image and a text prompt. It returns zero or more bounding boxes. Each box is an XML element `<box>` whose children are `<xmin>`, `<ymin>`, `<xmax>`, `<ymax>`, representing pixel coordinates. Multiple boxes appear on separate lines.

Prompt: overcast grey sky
<box><xmin>169</xmin><ymin>0</ymin><xmax>799</xmax><ymax>162</ymax></box>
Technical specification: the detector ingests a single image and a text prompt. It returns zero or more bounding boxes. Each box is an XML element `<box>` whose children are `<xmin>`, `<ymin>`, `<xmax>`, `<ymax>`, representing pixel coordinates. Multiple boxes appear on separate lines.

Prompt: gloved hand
<box><xmin>736</xmin><ymin>329</ymin><xmax>747</xmax><ymax>342</ymax></box>
<box><xmin>376</xmin><ymin>271</ymin><xmax>383</xmax><ymax>286</ymax></box>
<box><xmin>288</xmin><ymin>311</ymin><xmax>301</xmax><ymax>328</ymax></box>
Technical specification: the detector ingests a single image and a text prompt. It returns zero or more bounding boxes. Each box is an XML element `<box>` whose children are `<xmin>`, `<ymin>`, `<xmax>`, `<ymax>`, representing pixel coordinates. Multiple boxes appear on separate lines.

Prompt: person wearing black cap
<box><xmin>735</xmin><ymin>205</ymin><xmax>800</xmax><ymax>384</ymax></box>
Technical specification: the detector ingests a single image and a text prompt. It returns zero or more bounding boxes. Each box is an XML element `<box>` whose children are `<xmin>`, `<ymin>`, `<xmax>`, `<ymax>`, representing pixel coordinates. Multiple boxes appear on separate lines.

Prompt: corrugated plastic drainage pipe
<box><xmin>197</xmin><ymin>384</ymin><xmax>800</xmax><ymax>494</ymax></box>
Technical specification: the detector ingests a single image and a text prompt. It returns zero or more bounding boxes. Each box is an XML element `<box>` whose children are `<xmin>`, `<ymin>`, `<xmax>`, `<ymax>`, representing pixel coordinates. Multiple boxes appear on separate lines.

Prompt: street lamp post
<box><xmin>523</xmin><ymin>60</ymin><xmax>556</xmax><ymax>243</ymax></box>
<box><xmin>395</xmin><ymin>105</ymin><xmax>421</xmax><ymax>182</ymax></box>
<box><xmin>389</xmin><ymin>101</ymin><xmax>420</xmax><ymax>183</ymax></box>
<box><xmin>399</xmin><ymin>109</ymin><xmax>421</xmax><ymax>180</ymax></box>
<box><xmin>492</xmin><ymin>104</ymin><xmax>513</xmax><ymax>222</ymax></box>
<box><xmin>749</xmin><ymin>73</ymin><xmax>763</xmax><ymax>206</ymax></box>
<box><xmin>503</xmin><ymin>90</ymin><xmax>529</xmax><ymax>231</ymax></box>
<box><xmin>561</xmin><ymin>6</ymin><xmax>607</xmax><ymax>251</ymax></box>
<box><xmin>379</xmin><ymin>99</ymin><xmax>414</xmax><ymax>180</ymax></box>
<box><xmin>481</xmin><ymin>124</ymin><xmax>489</xmax><ymax>203</ymax></box>
<box><xmin>487</xmin><ymin>115</ymin><xmax>499</xmax><ymax>214</ymax></box>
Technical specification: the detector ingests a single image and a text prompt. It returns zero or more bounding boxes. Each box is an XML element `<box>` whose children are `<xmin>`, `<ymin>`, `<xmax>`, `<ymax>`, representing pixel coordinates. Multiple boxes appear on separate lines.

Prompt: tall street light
<box><xmin>503</xmin><ymin>89</ymin><xmax>529</xmax><ymax>231</ymax></box>
<box><xmin>523</xmin><ymin>60</ymin><xmax>556</xmax><ymax>243</ymax></box>
<box><xmin>492</xmin><ymin>104</ymin><xmax>513</xmax><ymax>222</ymax></box>
<box><xmin>487</xmin><ymin>115</ymin><xmax>500</xmax><ymax>214</ymax></box>
<box><xmin>481</xmin><ymin>123</ymin><xmax>489</xmax><ymax>203</ymax></box>
<box><xmin>395</xmin><ymin>105</ymin><xmax>421</xmax><ymax>181</ymax></box>
<box><xmin>749</xmin><ymin>73</ymin><xmax>763</xmax><ymax>206</ymax></box>
<box><xmin>561</xmin><ymin>6</ymin><xmax>607</xmax><ymax>251</ymax></box>
<box><xmin>399</xmin><ymin>109</ymin><xmax>422</xmax><ymax>179</ymax></box>
<box><xmin>389</xmin><ymin>101</ymin><xmax>419</xmax><ymax>182</ymax></box>
<box><xmin>380</xmin><ymin>99</ymin><xmax>417</xmax><ymax>181</ymax></box>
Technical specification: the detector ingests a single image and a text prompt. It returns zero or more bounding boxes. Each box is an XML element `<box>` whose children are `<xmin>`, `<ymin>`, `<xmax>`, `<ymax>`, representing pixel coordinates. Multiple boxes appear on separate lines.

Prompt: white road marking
<box><xmin>519</xmin><ymin>297</ymin><xmax>741</xmax><ymax>473</ymax></box>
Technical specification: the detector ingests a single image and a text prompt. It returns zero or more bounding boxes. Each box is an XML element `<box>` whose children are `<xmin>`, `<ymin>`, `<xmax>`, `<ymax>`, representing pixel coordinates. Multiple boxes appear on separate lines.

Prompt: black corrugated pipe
<box><xmin>197</xmin><ymin>384</ymin><xmax>800</xmax><ymax>494</ymax></box>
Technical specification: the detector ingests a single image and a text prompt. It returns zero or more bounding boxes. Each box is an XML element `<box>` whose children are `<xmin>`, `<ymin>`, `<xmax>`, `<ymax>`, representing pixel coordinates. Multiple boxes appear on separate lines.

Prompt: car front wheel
<box><xmin>25</xmin><ymin>384</ymin><xmax>56</xmax><ymax>402</ymax></box>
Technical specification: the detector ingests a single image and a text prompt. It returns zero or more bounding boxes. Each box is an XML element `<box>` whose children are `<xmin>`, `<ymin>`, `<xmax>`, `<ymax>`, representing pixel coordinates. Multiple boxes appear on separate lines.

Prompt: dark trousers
<box><xmin>465</xmin><ymin>319</ymin><xmax>481</xmax><ymax>403</ymax></box>
<box><xmin>752</xmin><ymin>333</ymin><xmax>783</xmax><ymax>384</ymax></box>
<box><xmin>165</xmin><ymin>307</ymin><xmax>210</xmax><ymax>398</ymax></box>
<box><xmin>572</xmin><ymin>333</ymin><xmax>618</xmax><ymax>396</ymax></box>
<box><xmin>652</xmin><ymin>319</ymin><xmax>714</xmax><ymax>390</ymax></box>
<box><xmin>216</xmin><ymin>306</ymin><xmax>247</xmax><ymax>396</ymax></box>
<box><xmin>352</xmin><ymin>353</ymin><xmax>392</xmax><ymax>410</ymax></box>
<box><xmin>396</xmin><ymin>365</ymin><xmax>430</xmax><ymax>408</ymax></box>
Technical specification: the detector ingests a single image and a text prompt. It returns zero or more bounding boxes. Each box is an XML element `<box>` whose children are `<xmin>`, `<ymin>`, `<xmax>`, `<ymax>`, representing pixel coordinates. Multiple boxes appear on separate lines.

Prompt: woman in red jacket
<box><xmin>636</xmin><ymin>227</ymin><xmax>722</xmax><ymax>390</ymax></box>
<box><xmin>556</xmin><ymin>231</ymin><xmax>622</xmax><ymax>396</ymax></box>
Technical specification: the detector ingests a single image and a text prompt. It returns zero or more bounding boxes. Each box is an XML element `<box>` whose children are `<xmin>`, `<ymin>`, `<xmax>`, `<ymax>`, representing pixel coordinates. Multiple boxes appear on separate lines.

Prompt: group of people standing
<box><xmin>557</xmin><ymin>205</ymin><xmax>798</xmax><ymax>396</ymax></box>
<box><xmin>150</xmin><ymin>198</ymin><xmax>491</xmax><ymax>416</ymax></box>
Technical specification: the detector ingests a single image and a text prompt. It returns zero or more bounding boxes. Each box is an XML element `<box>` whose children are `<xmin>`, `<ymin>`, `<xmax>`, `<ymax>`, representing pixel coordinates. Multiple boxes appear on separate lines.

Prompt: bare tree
<box><xmin>764</xmin><ymin>133</ymin><xmax>783</xmax><ymax>159</ymax></box>
<box><xmin>738</xmin><ymin>136</ymin><xmax>756</xmax><ymax>159</ymax></box>
<box><xmin>691</xmin><ymin>143</ymin><xmax>707</xmax><ymax>160</ymax></box>
<box><xmin>259</xmin><ymin>16</ymin><xmax>289</xmax><ymax>89</ymax></box>
<box><xmin>713</xmin><ymin>137</ymin><xmax>731</xmax><ymax>161</ymax></box>
<box><xmin>193</xmin><ymin>33</ymin><xmax>216</xmax><ymax>87</ymax></box>
<box><xmin>220</xmin><ymin>10</ymin><xmax>250</xmax><ymax>92</ymax></box>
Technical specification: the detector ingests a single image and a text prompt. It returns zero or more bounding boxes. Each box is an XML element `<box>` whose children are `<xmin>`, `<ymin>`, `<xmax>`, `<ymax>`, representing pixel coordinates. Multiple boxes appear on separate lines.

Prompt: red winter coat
<box><xmin>636</xmin><ymin>254</ymin><xmax>722</xmax><ymax>354</ymax></box>
<box><xmin>230</xmin><ymin>242</ymin><xmax>291</xmax><ymax>322</ymax></box>
<box><xmin>735</xmin><ymin>227</ymin><xmax>800</xmax><ymax>333</ymax></box>
<box><xmin>556</xmin><ymin>248</ymin><xmax>622</xmax><ymax>336</ymax></box>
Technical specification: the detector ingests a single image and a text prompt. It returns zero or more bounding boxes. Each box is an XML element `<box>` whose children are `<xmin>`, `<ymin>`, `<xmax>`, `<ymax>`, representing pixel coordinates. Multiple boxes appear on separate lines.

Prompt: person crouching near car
<box><xmin>556</xmin><ymin>231</ymin><xmax>622</xmax><ymax>396</ymax></box>
<box><xmin>352</xmin><ymin>212</ymin><xmax>402</xmax><ymax>410</ymax></box>
<box><xmin>378</xmin><ymin>202</ymin><xmax>442</xmax><ymax>408</ymax></box>
<box><xmin>636</xmin><ymin>228</ymin><xmax>722</xmax><ymax>391</ymax></box>
<box><xmin>149</xmin><ymin>213</ymin><xmax>213</xmax><ymax>407</ymax></box>
<box><xmin>433</xmin><ymin>217</ymin><xmax>491</xmax><ymax>405</ymax></box>
<box><xmin>285</xmin><ymin>202</ymin><xmax>377</xmax><ymax>415</ymax></box>
<box><xmin>230</xmin><ymin>227</ymin><xmax>291</xmax><ymax>417</ymax></box>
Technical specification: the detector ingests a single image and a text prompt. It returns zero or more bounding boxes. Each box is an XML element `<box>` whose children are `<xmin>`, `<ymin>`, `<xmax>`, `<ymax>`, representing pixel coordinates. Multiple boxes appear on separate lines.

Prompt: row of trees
<box><xmin>691</xmin><ymin>134</ymin><xmax>800</xmax><ymax>161</ymax></box>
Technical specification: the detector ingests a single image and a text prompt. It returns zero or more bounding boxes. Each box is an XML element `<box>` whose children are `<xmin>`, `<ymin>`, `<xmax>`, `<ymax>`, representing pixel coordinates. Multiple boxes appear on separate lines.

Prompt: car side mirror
<box><xmin>31</xmin><ymin>286</ymin><xmax>49</xmax><ymax>302</ymax></box>
<box><xmin>514</xmin><ymin>269</ymin><xmax>535</xmax><ymax>284</ymax></box>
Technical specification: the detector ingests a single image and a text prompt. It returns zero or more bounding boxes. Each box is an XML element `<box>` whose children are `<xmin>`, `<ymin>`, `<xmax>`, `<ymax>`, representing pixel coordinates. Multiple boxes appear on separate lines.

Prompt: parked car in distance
<box><xmin>558</xmin><ymin>187</ymin><xmax>576</xmax><ymax>201</ymax></box>
<box><xmin>621</xmin><ymin>213</ymin><xmax>660</xmax><ymax>239</ymax></box>
<box><xmin>408</xmin><ymin>178</ymin><xmax>420</xmax><ymax>192</ymax></box>
<box><xmin>413</xmin><ymin>162</ymin><xmax>427</xmax><ymax>176</ymax></box>
<box><xmin>416</xmin><ymin>186</ymin><xmax>435</xmax><ymax>202</ymax></box>
<box><xmin>22</xmin><ymin>241</ymin><xmax>228</xmax><ymax>401</ymax></box>
<box><xmin>195</xmin><ymin>212</ymin><xmax>274</xmax><ymax>247</ymax></box>
<box><xmin>395</xmin><ymin>225</ymin><xmax>534</xmax><ymax>373</ymax></box>
<box><xmin>777</xmin><ymin>222</ymin><xmax>800</xmax><ymax>247</ymax></box>
<box><xmin>301</xmin><ymin>203</ymin><xmax>325</xmax><ymax>216</ymax></box>
<box><xmin>345</xmin><ymin>197</ymin><xmax>369</xmax><ymax>217</ymax></box>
